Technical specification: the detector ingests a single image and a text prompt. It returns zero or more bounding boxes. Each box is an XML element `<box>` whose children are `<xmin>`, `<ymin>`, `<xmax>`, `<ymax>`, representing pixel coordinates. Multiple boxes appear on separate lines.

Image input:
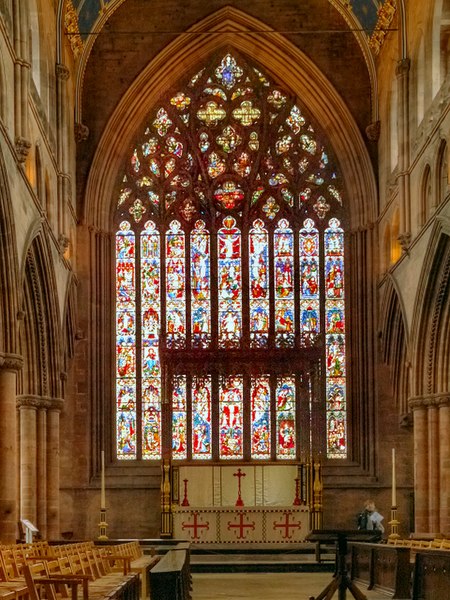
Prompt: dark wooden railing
<box><xmin>349</xmin><ymin>542</ymin><xmax>411</xmax><ymax>599</ymax></box>
<box><xmin>412</xmin><ymin>549</ymin><xmax>450</xmax><ymax>600</ymax></box>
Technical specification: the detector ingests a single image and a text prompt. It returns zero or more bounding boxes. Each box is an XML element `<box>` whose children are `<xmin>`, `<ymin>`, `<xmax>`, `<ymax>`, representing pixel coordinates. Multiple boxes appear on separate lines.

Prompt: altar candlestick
<box><xmin>391</xmin><ymin>448</ymin><xmax>396</xmax><ymax>507</ymax></box>
<box><xmin>101</xmin><ymin>450</ymin><xmax>106</xmax><ymax>509</ymax></box>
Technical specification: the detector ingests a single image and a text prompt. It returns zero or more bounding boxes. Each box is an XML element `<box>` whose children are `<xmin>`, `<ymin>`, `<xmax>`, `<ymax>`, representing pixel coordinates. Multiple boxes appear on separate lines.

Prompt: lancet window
<box><xmin>115</xmin><ymin>52</ymin><xmax>347</xmax><ymax>463</ymax></box>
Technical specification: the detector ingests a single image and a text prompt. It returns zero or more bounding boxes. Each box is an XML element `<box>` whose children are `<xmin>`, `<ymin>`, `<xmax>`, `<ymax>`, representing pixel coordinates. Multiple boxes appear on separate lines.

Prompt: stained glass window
<box><xmin>115</xmin><ymin>52</ymin><xmax>348</xmax><ymax>462</ymax></box>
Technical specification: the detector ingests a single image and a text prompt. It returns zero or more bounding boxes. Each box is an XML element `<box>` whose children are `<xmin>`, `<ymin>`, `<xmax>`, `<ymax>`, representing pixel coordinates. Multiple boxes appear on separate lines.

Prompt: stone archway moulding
<box><xmin>84</xmin><ymin>7</ymin><xmax>377</xmax><ymax>232</ymax></box>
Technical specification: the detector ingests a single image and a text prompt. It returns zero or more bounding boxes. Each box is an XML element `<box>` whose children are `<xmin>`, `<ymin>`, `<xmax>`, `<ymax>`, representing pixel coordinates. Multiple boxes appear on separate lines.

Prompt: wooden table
<box><xmin>307</xmin><ymin>530</ymin><xmax>381</xmax><ymax>600</ymax></box>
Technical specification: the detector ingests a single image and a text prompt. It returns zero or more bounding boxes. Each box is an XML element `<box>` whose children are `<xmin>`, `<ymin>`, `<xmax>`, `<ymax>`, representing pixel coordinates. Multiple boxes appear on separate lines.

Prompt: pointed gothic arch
<box><xmin>18</xmin><ymin>231</ymin><xmax>63</xmax><ymax>398</ymax></box>
<box><xmin>0</xmin><ymin>146</ymin><xmax>20</xmax><ymax>355</ymax></box>
<box><xmin>411</xmin><ymin>220</ymin><xmax>450</xmax><ymax>396</ymax></box>
<box><xmin>379</xmin><ymin>276</ymin><xmax>410</xmax><ymax>416</ymax></box>
<box><xmin>84</xmin><ymin>7</ymin><xmax>376</xmax><ymax>232</ymax></box>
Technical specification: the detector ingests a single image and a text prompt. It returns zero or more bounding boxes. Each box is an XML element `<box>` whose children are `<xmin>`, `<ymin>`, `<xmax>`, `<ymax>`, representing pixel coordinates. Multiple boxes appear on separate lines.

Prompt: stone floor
<box><xmin>192</xmin><ymin>572</ymin><xmax>390</xmax><ymax>600</ymax></box>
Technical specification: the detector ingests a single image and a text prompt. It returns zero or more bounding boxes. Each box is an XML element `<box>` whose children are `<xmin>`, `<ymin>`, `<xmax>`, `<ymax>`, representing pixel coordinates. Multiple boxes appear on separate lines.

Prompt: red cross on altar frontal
<box><xmin>273</xmin><ymin>511</ymin><xmax>301</xmax><ymax>539</ymax></box>
<box><xmin>233</xmin><ymin>468</ymin><xmax>246</xmax><ymax>507</ymax></box>
<box><xmin>182</xmin><ymin>512</ymin><xmax>209</xmax><ymax>540</ymax></box>
<box><xmin>228</xmin><ymin>513</ymin><xmax>256</xmax><ymax>540</ymax></box>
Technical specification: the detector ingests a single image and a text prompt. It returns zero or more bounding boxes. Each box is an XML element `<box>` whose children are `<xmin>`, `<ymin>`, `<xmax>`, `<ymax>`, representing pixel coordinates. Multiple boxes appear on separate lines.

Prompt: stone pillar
<box><xmin>395</xmin><ymin>58</ymin><xmax>411</xmax><ymax>251</ymax></box>
<box><xmin>56</xmin><ymin>63</ymin><xmax>70</xmax><ymax>240</ymax></box>
<box><xmin>0</xmin><ymin>353</ymin><xmax>22</xmax><ymax>543</ymax></box>
<box><xmin>428</xmin><ymin>402</ymin><xmax>439</xmax><ymax>532</ymax></box>
<box><xmin>439</xmin><ymin>397</ymin><xmax>450</xmax><ymax>533</ymax></box>
<box><xmin>47</xmin><ymin>398</ymin><xmax>64</xmax><ymax>540</ymax></box>
<box><xmin>410</xmin><ymin>398</ymin><xmax>428</xmax><ymax>532</ymax></box>
<box><xmin>12</xmin><ymin>0</ymin><xmax>31</xmax><ymax>162</ymax></box>
<box><xmin>36</xmin><ymin>407</ymin><xmax>47</xmax><ymax>537</ymax></box>
<box><xmin>18</xmin><ymin>396</ymin><xmax>39</xmax><ymax>524</ymax></box>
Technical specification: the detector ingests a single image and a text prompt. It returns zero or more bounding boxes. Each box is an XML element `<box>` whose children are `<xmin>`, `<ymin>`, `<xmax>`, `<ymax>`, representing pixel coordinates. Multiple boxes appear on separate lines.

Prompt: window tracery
<box><xmin>115</xmin><ymin>52</ymin><xmax>347</xmax><ymax>462</ymax></box>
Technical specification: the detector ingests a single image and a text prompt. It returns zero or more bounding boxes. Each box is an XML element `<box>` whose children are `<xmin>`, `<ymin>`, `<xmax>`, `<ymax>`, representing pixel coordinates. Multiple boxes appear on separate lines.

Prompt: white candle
<box><xmin>101</xmin><ymin>450</ymin><xmax>106</xmax><ymax>509</ymax></box>
<box><xmin>392</xmin><ymin>448</ymin><xmax>396</xmax><ymax>507</ymax></box>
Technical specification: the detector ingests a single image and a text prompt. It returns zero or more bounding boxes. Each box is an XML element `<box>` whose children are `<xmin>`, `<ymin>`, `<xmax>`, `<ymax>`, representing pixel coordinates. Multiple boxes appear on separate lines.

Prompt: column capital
<box><xmin>56</xmin><ymin>63</ymin><xmax>70</xmax><ymax>81</ymax></box>
<box><xmin>0</xmin><ymin>353</ymin><xmax>23</xmax><ymax>372</ymax></box>
<box><xmin>16</xmin><ymin>395</ymin><xmax>65</xmax><ymax>411</ymax></box>
<box><xmin>396</xmin><ymin>58</ymin><xmax>410</xmax><ymax>77</ymax></box>
<box><xmin>409</xmin><ymin>393</ymin><xmax>450</xmax><ymax>410</ymax></box>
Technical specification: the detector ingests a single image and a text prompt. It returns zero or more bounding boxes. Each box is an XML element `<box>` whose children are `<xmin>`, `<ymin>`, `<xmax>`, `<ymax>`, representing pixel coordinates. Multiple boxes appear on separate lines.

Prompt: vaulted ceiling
<box><xmin>71</xmin><ymin>0</ymin><xmax>383</xmax><ymax>40</ymax></box>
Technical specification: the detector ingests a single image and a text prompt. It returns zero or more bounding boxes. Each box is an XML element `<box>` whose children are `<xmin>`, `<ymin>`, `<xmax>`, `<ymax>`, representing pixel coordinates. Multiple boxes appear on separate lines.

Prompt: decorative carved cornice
<box><xmin>15</xmin><ymin>137</ymin><xmax>32</xmax><ymax>163</ymax></box>
<box><xmin>409</xmin><ymin>394</ymin><xmax>450</xmax><ymax>410</ymax></box>
<box><xmin>398</xmin><ymin>232</ymin><xmax>411</xmax><ymax>253</ymax></box>
<box><xmin>58</xmin><ymin>233</ymin><xmax>70</xmax><ymax>254</ymax></box>
<box><xmin>56</xmin><ymin>63</ymin><xmax>70</xmax><ymax>81</ymax></box>
<box><xmin>369</xmin><ymin>0</ymin><xmax>396</xmax><ymax>55</ymax></box>
<box><xmin>16</xmin><ymin>395</ymin><xmax>65</xmax><ymax>411</ymax></box>
<box><xmin>64</xmin><ymin>0</ymin><xmax>83</xmax><ymax>59</ymax></box>
<box><xmin>396</xmin><ymin>58</ymin><xmax>411</xmax><ymax>77</ymax></box>
<box><xmin>75</xmin><ymin>122</ymin><xmax>89</xmax><ymax>143</ymax></box>
<box><xmin>365</xmin><ymin>120</ymin><xmax>380</xmax><ymax>142</ymax></box>
<box><xmin>0</xmin><ymin>353</ymin><xmax>23</xmax><ymax>371</ymax></box>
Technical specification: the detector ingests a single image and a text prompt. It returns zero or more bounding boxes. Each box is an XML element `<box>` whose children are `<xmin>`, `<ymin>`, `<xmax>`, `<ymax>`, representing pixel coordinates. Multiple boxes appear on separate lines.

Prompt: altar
<box><xmin>173</xmin><ymin>506</ymin><xmax>309</xmax><ymax>543</ymax></box>
<box><xmin>170</xmin><ymin>464</ymin><xmax>315</xmax><ymax>544</ymax></box>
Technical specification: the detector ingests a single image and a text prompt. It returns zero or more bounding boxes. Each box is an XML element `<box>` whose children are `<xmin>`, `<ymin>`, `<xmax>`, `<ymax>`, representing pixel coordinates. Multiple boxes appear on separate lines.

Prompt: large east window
<box><xmin>115</xmin><ymin>53</ymin><xmax>347</xmax><ymax>462</ymax></box>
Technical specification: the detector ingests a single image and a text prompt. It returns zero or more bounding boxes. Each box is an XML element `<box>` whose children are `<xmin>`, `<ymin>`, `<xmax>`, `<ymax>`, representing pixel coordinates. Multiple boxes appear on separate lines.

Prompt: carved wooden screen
<box><xmin>114</xmin><ymin>52</ymin><xmax>347</xmax><ymax>462</ymax></box>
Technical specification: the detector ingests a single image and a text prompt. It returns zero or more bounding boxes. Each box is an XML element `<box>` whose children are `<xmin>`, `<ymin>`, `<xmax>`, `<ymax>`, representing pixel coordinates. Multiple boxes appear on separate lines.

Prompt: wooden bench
<box><xmin>99</xmin><ymin>541</ymin><xmax>159</xmax><ymax>598</ymax></box>
<box><xmin>149</xmin><ymin>545</ymin><xmax>191</xmax><ymax>600</ymax></box>
<box><xmin>0</xmin><ymin>541</ymin><xmax>141</xmax><ymax>600</ymax></box>
<box><xmin>412</xmin><ymin>549</ymin><xmax>450</xmax><ymax>600</ymax></box>
<box><xmin>349</xmin><ymin>542</ymin><xmax>411</xmax><ymax>599</ymax></box>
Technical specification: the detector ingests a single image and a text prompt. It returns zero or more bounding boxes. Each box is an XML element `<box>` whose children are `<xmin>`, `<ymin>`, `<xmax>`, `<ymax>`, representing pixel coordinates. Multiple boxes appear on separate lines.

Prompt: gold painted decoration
<box><xmin>64</xmin><ymin>0</ymin><xmax>83</xmax><ymax>59</ymax></box>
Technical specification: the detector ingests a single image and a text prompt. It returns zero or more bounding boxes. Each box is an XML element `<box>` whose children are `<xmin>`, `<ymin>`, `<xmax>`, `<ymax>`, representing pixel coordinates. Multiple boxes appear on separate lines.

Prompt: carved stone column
<box><xmin>410</xmin><ymin>397</ymin><xmax>428</xmax><ymax>532</ymax></box>
<box><xmin>439</xmin><ymin>397</ymin><xmax>450</xmax><ymax>533</ymax></box>
<box><xmin>410</xmin><ymin>394</ymin><xmax>450</xmax><ymax>533</ymax></box>
<box><xmin>17</xmin><ymin>396</ymin><xmax>40</xmax><ymax>525</ymax></box>
<box><xmin>12</xmin><ymin>1</ymin><xmax>31</xmax><ymax>161</ymax></box>
<box><xmin>428</xmin><ymin>402</ymin><xmax>439</xmax><ymax>532</ymax></box>
<box><xmin>56</xmin><ymin>63</ymin><xmax>70</xmax><ymax>238</ymax></box>
<box><xmin>47</xmin><ymin>398</ymin><xmax>64</xmax><ymax>539</ymax></box>
<box><xmin>0</xmin><ymin>353</ymin><xmax>22</xmax><ymax>543</ymax></box>
<box><xmin>395</xmin><ymin>58</ymin><xmax>411</xmax><ymax>248</ymax></box>
<box><xmin>36</xmin><ymin>407</ymin><xmax>47</xmax><ymax>536</ymax></box>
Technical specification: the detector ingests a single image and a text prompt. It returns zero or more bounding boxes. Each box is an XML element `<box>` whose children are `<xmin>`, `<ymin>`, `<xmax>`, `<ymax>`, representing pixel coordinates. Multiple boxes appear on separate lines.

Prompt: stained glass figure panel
<box><xmin>249</xmin><ymin>219</ymin><xmax>269</xmax><ymax>348</ymax></box>
<box><xmin>325</xmin><ymin>218</ymin><xmax>347</xmax><ymax>458</ymax></box>
<box><xmin>274</xmin><ymin>220</ymin><xmax>295</xmax><ymax>347</ymax></box>
<box><xmin>141</xmin><ymin>221</ymin><xmax>162</xmax><ymax>460</ymax></box>
<box><xmin>191</xmin><ymin>220</ymin><xmax>211</xmax><ymax>348</ymax></box>
<box><xmin>251</xmin><ymin>376</ymin><xmax>271</xmax><ymax>458</ymax></box>
<box><xmin>166</xmin><ymin>220</ymin><xmax>186</xmax><ymax>348</ymax></box>
<box><xmin>172</xmin><ymin>375</ymin><xmax>187</xmax><ymax>460</ymax></box>
<box><xmin>276</xmin><ymin>376</ymin><xmax>296</xmax><ymax>459</ymax></box>
<box><xmin>192</xmin><ymin>375</ymin><xmax>212</xmax><ymax>459</ymax></box>
<box><xmin>219</xmin><ymin>375</ymin><xmax>244</xmax><ymax>459</ymax></box>
<box><xmin>116</xmin><ymin>222</ymin><xmax>137</xmax><ymax>459</ymax></box>
<box><xmin>218</xmin><ymin>217</ymin><xmax>242</xmax><ymax>348</ymax></box>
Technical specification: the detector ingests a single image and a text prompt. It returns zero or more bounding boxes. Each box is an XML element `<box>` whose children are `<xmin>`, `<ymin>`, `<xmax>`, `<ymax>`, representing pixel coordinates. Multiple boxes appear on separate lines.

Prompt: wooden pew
<box><xmin>99</xmin><ymin>541</ymin><xmax>159</xmax><ymax>599</ymax></box>
<box><xmin>349</xmin><ymin>542</ymin><xmax>411</xmax><ymax>599</ymax></box>
<box><xmin>412</xmin><ymin>549</ymin><xmax>450</xmax><ymax>600</ymax></box>
<box><xmin>149</xmin><ymin>545</ymin><xmax>191</xmax><ymax>600</ymax></box>
<box><xmin>1</xmin><ymin>542</ymin><xmax>141</xmax><ymax>600</ymax></box>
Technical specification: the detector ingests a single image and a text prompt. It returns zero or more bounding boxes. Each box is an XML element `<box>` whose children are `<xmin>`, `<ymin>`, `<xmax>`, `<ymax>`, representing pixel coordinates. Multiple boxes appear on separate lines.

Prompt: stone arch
<box><xmin>18</xmin><ymin>230</ymin><xmax>62</xmax><ymax>399</ymax></box>
<box><xmin>411</xmin><ymin>220</ymin><xmax>450</xmax><ymax>396</ymax></box>
<box><xmin>0</xmin><ymin>145</ymin><xmax>20</xmax><ymax>355</ymax></box>
<box><xmin>379</xmin><ymin>276</ymin><xmax>410</xmax><ymax>416</ymax></box>
<box><xmin>83</xmin><ymin>6</ymin><xmax>376</xmax><ymax>233</ymax></box>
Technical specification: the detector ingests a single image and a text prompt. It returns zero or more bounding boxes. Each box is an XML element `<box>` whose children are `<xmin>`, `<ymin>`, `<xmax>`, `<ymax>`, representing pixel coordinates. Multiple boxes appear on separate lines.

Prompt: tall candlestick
<box><xmin>391</xmin><ymin>448</ymin><xmax>396</xmax><ymax>507</ymax></box>
<box><xmin>101</xmin><ymin>450</ymin><xmax>106</xmax><ymax>509</ymax></box>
